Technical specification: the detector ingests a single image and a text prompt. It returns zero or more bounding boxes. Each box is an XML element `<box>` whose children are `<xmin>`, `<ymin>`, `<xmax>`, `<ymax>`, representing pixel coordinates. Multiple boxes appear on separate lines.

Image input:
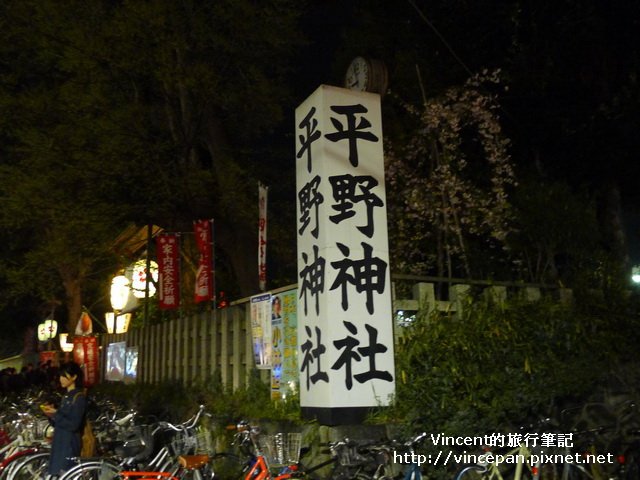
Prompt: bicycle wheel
<box><xmin>0</xmin><ymin>447</ymin><xmax>45</xmax><ymax>480</ymax></box>
<box><xmin>7</xmin><ymin>451</ymin><xmax>49</xmax><ymax>480</ymax></box>
<box><xmin>207</xmin><ymin>453</ymin><xmax>247</xmax><ymax>480</ymax></box>
<box><xmin>0</xmin><ymin>453</ymin><xmax>32</xmax><ymax>480</ymax></box>
<box><xmin>57</xmin><ymin>460</ymin><xmax>121</xmax><ymax>480</ymax></box>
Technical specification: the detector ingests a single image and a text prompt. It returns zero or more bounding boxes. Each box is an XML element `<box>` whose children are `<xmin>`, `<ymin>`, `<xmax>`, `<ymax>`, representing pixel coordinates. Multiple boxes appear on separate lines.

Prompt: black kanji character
<box><xmin>325</xmin><ymin>104</ymin><xmax>379</xmax><ymax>167</ymax></box>
<box><xmin>298</xmin><ymin>175</ymin><xmax>324</xmax><ymax>238</ymax></box>
<box><xmin>330</xmin><ymin>242</ymin><xmax>387</xmax><ymax>314</ymax></box>
<box><xmin>297</xmin><ymin>107</ymin><xmax>322</xmax><ymax>173</ymax></box>
<box><xmin>354</xmin><ymin>324</ymin><xmax>393</xmax><ymax>384</ymax></box>
<box><xmin>299</xmin><ymin>245</ymin><xmax>326</xmax><ymax>315</ymax></box>
<box><xmin>300</xmin><ymin>325</ymin><xmax>329</xmax><ymax>390</ymax></box>
<box><xmin>331</xmin><ymin>321</ymin><xmax>360</xmax><ymax>390</ymax></box>
<box><xmin>329</xmin><ymin>174</ymin><xmax>383</xmax><ymax>238</ymax></box>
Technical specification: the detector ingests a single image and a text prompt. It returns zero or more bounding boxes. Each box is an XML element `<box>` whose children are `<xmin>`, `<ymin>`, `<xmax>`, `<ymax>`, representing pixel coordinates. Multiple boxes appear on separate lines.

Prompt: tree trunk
<box><xmin>60</xmin><ymin>272</ymin><xmax>83</xmax><ymax>335</ymax></box>
<box><xmin>204</xmin><ymin>118</ymin><xmax>258</xmax><ymax>296</ymax></box>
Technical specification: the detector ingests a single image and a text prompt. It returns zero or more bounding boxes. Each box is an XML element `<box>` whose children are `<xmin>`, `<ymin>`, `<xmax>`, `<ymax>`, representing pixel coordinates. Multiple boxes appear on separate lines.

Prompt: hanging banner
<box><xmin>271</xmin><ymin>289</ymin><xmax>298</xmax><ymax>400</ymax></box>
<box><xmin>250</xmin><ymin>293</ymin><xmax>272</xmax><ymax>369</ymax></box>
<box><xmin>72</xmin><ymin>336</ymin><xmax>99</xmax><ymax>387</ymax></box>
<box><xmin>258</xmin><ymin>183</ymin><xmax>268</xmax><ymax>291</ymax></box>
<box><xmin>156</xmin><ymin>233</ymin><xmax>180</xmax><ymax>309</ymax></box>
<box><xmin>194</xmin><ymin>219</ymin><xmax>214</xmax><ymax>303</ymax></box>
<box><xmin>295</xmin><ymin>85</ymin><xmax>395</xmax><ymax>425</ymax></box>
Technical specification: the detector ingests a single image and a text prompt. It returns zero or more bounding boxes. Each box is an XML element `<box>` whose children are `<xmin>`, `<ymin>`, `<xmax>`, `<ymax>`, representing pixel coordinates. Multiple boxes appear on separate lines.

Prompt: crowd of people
<box><xmin>0</xmin><ymin>360</ymin><xmax>60</xmax><ymax>395</ymax></box>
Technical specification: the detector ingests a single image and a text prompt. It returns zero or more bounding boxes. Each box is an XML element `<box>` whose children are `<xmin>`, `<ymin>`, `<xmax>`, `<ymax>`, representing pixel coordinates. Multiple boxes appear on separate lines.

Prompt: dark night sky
<box><xmin>298</xmin><ymin>0</ymin><xmax>640</xmax><ymax>262</ymax></box>
<box><xmin>2</xmin><ymin>0</ymin><xmax>640</xmax><ymax>355</ymax></box>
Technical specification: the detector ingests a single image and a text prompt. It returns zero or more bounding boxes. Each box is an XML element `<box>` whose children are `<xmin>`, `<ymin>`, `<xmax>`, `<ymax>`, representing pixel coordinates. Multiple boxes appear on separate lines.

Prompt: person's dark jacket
<box><xmin>48</xmin><ymin>388</ymin><xmax>87</xmax><ymax>476</ymax></box>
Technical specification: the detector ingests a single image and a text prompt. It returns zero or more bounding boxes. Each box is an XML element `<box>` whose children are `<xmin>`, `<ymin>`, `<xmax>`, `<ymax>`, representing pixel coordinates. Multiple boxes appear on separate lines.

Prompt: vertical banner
<box><xmin>258</xmin><ymin>183</ymin><xmax>268</xmax><ymax>292</ymax></box>
<box><xmin>72</xmin><ymin>336</ymin><xmax>99</xmax><ymax>387</ymax></box>
<box><xmin>295</xmin><ymin>85</ymin><xmax>395</xmax><ymax>425</ymax></box>
<box><xmin>194</xmin><ymin>219</ymin><xmax>215</xmax><ymax>303</ymax></box>
<box><xmin>271</xmin><ymin>290</ymin><xmax>299</xmax><ymax>400</ymax></box>
<box><xmin>250</xmin><ymin>293</ymin><xmax>272</xmax><ymax>369</ymax></box>
<box><xmin>156</xmin><ymin>234</ymin><xmax>180</xmax><ymax>310</ymax></box>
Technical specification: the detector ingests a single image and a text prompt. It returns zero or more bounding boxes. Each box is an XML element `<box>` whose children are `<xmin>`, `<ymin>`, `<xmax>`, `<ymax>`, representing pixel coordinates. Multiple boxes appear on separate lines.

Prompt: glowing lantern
<box><xmin>37</xmin><ymin>319</ymin><xmax>58</xmax><ymax>342</ymax></box>
<box><xmin>110</xmin><ymin>275</ymin><xmax>131</xmax><ymax>311</ymax></box>
<box><xmin>130</xmin><ymin>259</ymin><xmax>158</xmax><ymax>298</ymax></box>
<box><xmin>59</xmin><ymin>333</ymin><xmax>74</xmax><ymax>352</ymax></box>
<box><xmin>105</xmin><ymin>312</ymin><xmax>132</xmax><ymax>334</ymax></box>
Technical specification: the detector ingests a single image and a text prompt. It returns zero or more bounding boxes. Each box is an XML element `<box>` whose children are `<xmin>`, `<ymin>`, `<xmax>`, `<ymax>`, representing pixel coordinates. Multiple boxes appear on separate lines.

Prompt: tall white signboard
<box><xmin>295</xmin><ymin>85</ymin><xmax>395</xmax><ymax>425</ymax></box>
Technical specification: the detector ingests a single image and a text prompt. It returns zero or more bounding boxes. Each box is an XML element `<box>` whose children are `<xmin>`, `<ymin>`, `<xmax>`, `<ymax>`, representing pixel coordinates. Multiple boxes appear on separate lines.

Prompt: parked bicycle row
<box><xmin>3</xmin><ymin>377</ymin><xmax>640</xmax><ymax>479</ymax></box>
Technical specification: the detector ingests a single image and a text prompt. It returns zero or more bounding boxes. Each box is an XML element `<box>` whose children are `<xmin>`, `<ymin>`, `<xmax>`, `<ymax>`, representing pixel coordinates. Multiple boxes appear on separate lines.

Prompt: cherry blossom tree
<box><xmin>385</xmin><ymin>71</ymin><xmax>516</xmax><ymax>279</ymax></box>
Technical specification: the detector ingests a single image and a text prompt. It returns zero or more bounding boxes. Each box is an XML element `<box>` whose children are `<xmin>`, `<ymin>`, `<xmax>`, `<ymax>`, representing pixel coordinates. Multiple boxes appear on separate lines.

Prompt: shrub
<box><xmin>387</xmin><ymin>292</ymin><xmax>640</xmax><ymax>435</ymax></box>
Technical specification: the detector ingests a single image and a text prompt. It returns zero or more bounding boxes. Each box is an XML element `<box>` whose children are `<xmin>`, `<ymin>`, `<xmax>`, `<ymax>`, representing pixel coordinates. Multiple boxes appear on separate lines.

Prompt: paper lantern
<box><xmin>59</xmin><ymin>333</ymin><xmax>74</xmax><ymax>352</ymax></box>
<box><xmin>37</xmin><ymin>319</ymin><xmax>58</xmax><ymax>342</ymax></box>
<box><xmin>105</xmin><ymin>312</ymin><xmax>131</xmax><ymax>334</ymax></box>
<box><xmin>110</xmin><ymin>275</ymin><xmax>130</xmax><ymax>311</ymax></box>
<box><xmin>130</xmin><ymin>259</ymin><xmax>158</xmax><ymax>299</ymax></box>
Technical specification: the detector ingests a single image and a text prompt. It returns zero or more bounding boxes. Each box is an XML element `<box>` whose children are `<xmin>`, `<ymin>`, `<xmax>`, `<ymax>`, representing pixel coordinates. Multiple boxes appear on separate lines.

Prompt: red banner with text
<box><xmin>72</xmin><ymin>336</ymin><xmax>99</xmax><ymax>387</ymax></box>
<box><xmin>258</xmin><ymin>184</ymin><xmax>268</xmax><ymax>291</ymax></box>
<box><xmin>156</xmin><ymin>234</ymin><xmax>180</xmax><ymax>310</ymax></box>
<box><xmin>194</xmin><ymin>219</ymin><xmax>214</xmax><ymax>303</ymax></box>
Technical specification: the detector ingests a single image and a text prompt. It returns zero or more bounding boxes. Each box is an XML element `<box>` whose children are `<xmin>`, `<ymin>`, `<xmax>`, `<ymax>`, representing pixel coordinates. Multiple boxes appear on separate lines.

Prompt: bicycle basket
<box><xmin>30</xmin><ymin>417</ymin><xmax>51</xmax><ymax>441</ymax></box>
<box><xmin>169</xmin><ymin>429</ymin><xmax>198</xmax><ymax>456</ymax></box>
<box><xmin>194</xmin><ymin>427</ymin><xmax>213</xmax><ymax>454</ymax></box>
<box><xmin>261</xmin><ymin>432</ymin><xmax>302</xmax><ymax>467</ymax></box>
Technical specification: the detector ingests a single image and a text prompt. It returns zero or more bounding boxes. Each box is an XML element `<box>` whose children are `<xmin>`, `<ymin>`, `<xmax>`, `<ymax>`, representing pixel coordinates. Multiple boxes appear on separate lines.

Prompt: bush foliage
<box><xmin>95</xmin><ymin>291</ymin><xmax>640</xmax><ymax>454</ymax></box>
<box><xmin>387</xmin><ymin>291</ymin><xmax>640</xmax><ymax>435</ymax></box>
<box><xmin>93</xmin><ymin>367</ymin><xmax>302</xmax><ymax>426</ymax></box>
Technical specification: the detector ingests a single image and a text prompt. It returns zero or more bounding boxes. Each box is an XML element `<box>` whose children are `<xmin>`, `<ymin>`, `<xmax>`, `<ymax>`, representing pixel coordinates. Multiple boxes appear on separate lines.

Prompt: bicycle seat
<box><xmin>178</xmin><ymin>454</ymin><xmax>210</xmax><ymax>469</ymax></box>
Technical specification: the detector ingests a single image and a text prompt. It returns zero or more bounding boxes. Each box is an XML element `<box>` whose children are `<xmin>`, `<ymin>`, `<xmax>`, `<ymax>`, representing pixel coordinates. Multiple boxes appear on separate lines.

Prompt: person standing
<box><xmin>41</xmin><ymin>362</ymin><xmax>87</xmax><ymax>478</ymax></box>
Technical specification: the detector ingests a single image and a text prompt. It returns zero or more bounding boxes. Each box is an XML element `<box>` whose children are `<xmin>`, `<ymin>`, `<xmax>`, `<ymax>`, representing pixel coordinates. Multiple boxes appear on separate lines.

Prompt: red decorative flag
<box><xmin>157</xmin><ymin>233</ymin><xmax>180</xmax><ymax>309</ymax></box>
<box><xmin>73</xmin><ymin>336</ymin><xmax>99</xmax><ymax>387</ymax></box>
<box><xmin>258</xmin><ymin>183</ymin><xmax>268</xmax><ymax>291</ymax></box>
<box><xmin>74</xmin><ymin>311</ymin><xmax>93</xmax><ymax>336</ymax></box>
<box><xmin>194</xmin><ymin>219</ymin><xmax>214</xmax><ymax>303</ymax></box>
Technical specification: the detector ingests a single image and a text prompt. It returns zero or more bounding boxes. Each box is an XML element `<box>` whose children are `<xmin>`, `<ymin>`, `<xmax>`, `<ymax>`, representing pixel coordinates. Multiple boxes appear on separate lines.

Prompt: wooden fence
<box><xmin>101</xmin><ymin>301</ymin><xmax>257</xmax><ymax>389</ymax></box>
<box><xmin>99</xmin><ymin>279</ymin><xmax>570</xmax><ymax>388</ymax></box>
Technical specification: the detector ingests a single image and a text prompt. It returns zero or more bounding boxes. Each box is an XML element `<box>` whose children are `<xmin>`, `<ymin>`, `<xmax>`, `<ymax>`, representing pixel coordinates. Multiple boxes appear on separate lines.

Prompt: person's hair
<box><xmin>59</xmin><ymin>361</ymin><xmax>84</xmax><ymax>388</ymax></box>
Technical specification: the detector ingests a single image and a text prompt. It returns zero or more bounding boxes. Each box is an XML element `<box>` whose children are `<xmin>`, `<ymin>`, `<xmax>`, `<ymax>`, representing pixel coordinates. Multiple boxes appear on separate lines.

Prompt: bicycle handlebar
<box><xmin>156</xmin><ymin>404</ymin><xmax>206</xmax><ymax>432</ymax></box>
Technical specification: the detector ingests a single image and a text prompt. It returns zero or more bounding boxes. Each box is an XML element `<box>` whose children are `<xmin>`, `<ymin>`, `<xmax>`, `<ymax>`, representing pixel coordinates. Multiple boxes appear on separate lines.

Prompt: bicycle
<box><xmin>57</xmin><ymin>405</ymin><xmax>208</xmax><ymax>480</ymax></box>
<box><xmin>395</xmin><ymin>432</ymin><xmax>428</xmax><ymax>480</ymax></box>
<box><xmin>210</xmin><ymin>421</ymin><xmax>327</xmax><ymax>480</ymax></box>
<box><xmin>0</xmin><ymin>395</ymin><xmax>53</xmax><ymax>480</ymax></box>
<box><xmin>453</xmin><ymin>442</ymin><xmax>542</xmax><ymax>480</ymax></box>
